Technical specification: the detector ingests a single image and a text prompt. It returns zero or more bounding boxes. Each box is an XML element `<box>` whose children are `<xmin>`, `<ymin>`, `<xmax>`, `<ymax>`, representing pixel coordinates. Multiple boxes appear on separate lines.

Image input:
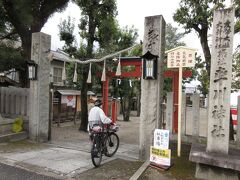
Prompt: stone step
<box><xmin>0</xmin><ymin>131</ymin><xmax>28</xmax><ymax>143</ymax></box>
<box><xmin>0</xmin><ymin>118</ymin><xmax>29</xmax><ymax>135</ymax></box>
<box><xmin>0</xmin><ymin>119</ymin><xmax>15</xmax><ymax>134</ymax></box>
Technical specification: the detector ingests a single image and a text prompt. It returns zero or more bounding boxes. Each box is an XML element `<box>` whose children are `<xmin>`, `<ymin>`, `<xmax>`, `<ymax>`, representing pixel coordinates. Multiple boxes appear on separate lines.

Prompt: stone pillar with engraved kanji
<box><xmin>207</xmin><ymin>8</ymin><xmax>235</xmax><ymax>154</ymax></box>
<box><xmin>29</xmin><ymin>32</ymin><xmax>51</xmax><ymax>142</ymax></box>
<box><xmin>139</xmin><ymin>15</ymin><xmax>165</xmax><ymax>160</ymax></box>
<box><xmin>189</xmin><ymin>8</ymin><xmax>239</xmax><ymax>180</ymax></box>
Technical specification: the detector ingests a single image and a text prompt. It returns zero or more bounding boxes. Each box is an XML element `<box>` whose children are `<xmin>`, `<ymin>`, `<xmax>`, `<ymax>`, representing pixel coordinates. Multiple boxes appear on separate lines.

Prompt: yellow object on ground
<box><xmin>12</xmin><ymin>117</ymin><xmax>23</xmax><ymax>133</ymax></box>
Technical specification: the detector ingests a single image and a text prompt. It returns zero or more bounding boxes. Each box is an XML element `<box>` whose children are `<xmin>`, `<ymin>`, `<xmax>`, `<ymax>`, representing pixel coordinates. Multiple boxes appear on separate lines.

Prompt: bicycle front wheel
<box><xmin>91</xmin><ymin>134</ymin><xmax>102</xmax><ymax>167</ymax></box>
<box><xmin>105</xmin><ymin>132</ymin><xmax>119</xmax><ymax>157</ymax></box>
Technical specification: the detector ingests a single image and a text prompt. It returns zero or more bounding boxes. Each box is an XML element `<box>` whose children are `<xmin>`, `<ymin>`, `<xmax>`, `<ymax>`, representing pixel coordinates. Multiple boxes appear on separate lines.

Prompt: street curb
<box><xmin>0</xmin><ymin>131</ymin><xmax>28</xmax><ymax>143</ymax></box>
<box><xmin>129</xmin><ymin>160</ymin><xmax>149</xmax><ymax>180</ymax></box>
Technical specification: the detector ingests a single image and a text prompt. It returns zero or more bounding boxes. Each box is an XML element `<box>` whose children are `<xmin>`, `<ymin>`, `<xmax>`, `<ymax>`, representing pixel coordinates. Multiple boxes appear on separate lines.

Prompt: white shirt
<box><xmin>88</xmin><ymin>106</ymin><xmax>112</xmax><ymax>124</ymax></box>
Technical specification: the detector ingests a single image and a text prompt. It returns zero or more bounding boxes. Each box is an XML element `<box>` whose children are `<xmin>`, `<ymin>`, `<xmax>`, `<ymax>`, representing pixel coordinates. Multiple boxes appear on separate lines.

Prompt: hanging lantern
<box><xmin>73</xmin><ymin>63</ymin><xmax>78</xmax><ymax>83</ymax></box>
<box><xmin>26</xmin><ymin>60</ymin><xmax>38</xmax><ymax>80</ymax></box>
<box><xmin>142</xmin><ymin>51</ymin><xmax>158</xmax><ymax>79</ymax></box>
<box><xmin>87</xmin><ymin>63</ymin><xmax>92</xmax><ymax>83</ymax></box>
<box><xmin>101</xmin><ymin>60</ymin><xmax>106</xmax><ymax>81</ymax></box>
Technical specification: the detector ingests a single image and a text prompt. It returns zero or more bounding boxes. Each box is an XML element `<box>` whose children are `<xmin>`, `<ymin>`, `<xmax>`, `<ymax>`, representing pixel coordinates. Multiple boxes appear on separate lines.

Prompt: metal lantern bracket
<box><xmin>26</xmin><ymin>59</ymin><xmax>37</xmax><ymax>65</ymax></box>
<box><xmin>141</xmin><ymin>51</ymin><xmax>158</xmax><ymax>80</ymax></box>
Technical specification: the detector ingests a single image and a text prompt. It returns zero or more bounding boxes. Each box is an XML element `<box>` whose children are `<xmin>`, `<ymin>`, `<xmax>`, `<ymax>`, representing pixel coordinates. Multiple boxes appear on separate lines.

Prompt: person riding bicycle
<box><xmin>88</xmin><ymin>99</ymin><xmax>112</xmax><ymax>134</ymax></box>
<box><xmin>89</xmin><ymin>99</ymin><xmax>119</xmax><ymax>167</ymax></box>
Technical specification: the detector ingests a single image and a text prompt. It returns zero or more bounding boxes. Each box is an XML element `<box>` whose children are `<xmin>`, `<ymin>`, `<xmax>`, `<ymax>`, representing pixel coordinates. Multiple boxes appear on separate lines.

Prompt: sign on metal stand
<box><xmin>166</xmin><ymin>46</ymin><xmax>196</xmax><ymax>157</ymax></box>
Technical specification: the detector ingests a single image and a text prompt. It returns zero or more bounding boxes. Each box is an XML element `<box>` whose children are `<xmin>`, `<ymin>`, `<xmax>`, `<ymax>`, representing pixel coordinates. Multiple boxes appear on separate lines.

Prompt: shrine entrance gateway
<box><xmin>101</xmin><ymin>57</ymin><xmax>142</xmax><ymax>122</ymax></box>
<box><xmin>28</xmin><ymin>15</ymin><xmax>166</xmax><ymax>162</ymax></box>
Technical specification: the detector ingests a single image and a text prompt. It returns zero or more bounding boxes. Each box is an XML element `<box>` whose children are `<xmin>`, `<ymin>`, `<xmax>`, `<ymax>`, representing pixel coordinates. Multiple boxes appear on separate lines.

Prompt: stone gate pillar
<box><xmin>139</xmin><ymin>15</ymin><xmax>165</xmax><ymax>160</ymax></box>
<box><xmin>189</xmin><ymin>8</ymin><xmax>240</xmax><ymax>180</ymax></box>
<box><xmin>29</xmin><ymin>32</ymin><xmax>51</xmax><ymax>142</ymax></box>
<box><xmin>206</xmin><ymin>8</ymin><xmax>235</xmax><ymax>154</ymax></box>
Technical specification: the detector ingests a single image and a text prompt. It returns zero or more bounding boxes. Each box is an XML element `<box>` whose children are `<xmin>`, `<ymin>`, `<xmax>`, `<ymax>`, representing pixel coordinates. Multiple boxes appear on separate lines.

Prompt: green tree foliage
<box><xmin>76</xmin><ymin>0</ymin><xmax>118</xmax><ymax>56</ymax></box>
<box><xmin>0</xmin><ymin>1</ymin><xmax>17</xmax><ymax>41</ymax></box>
<box><xmin>232</xmin><ymin>46</ymin><xmax>240</xmax><ymax>89</ymax></box>
<box><xmin>2</xmin><ymin>0</ymin><xmax>69</xmax><ymax>58</ymax></box>
<box><xmin>164</xmin><ymin>24</ymin><xmax>186</xmax><ymax>95</ymax></box>
<box><xmin>165</xmin><ymin>23</ymin><xmax>185</xmax><ymax>51</ymax></box>
<box><xmin>115</xmin><ymin>25</ymin><xmax>138</xmax><ymax>51</ymax></box>
<box><xmin>111</xmin><ymin>27</ymin><xmax>139</xmax><ymax>121</ymax></box>
<box><xmin>235</xmin><ymin>0</ymin><xmax>240</xmax><ymax>33</ymax></box>
<box><xmin>173</xmin><ymin>0</ymin><xmax>224</xmax><ymax>77</ymax></box>
<box><xmin>0</xmin><ymin>0</ymin><xmax>69</xmax><ymax>86</ymax></box>
<box><xmin>195</xmin><ymin>56</ymin><xmax>209</xmax><ymax>95</ymax></box>
<box><xmin>58</xmin><ymin>16</ymin><xmax>77</xmax><ymax>56</ymax></box>
<box><xmin>96</xmin><ymin>25</ymin><xmax>139</xmax><ymax>57</ymax></box>
<box><xmin>0</xmin><ymin>1</ymin><xmax>24</xmax><ymax>75</ymax></box>
<box><xmin>117</xmin><ymin>78</ymin><xmax>134</xmax><ymax>121</ymax></box>
<box><xmin>96</xmin><ymin>26</ymin><xmax>139</xmax><ymax>122</ymax></box>
<box><xmin>0</xmin><ymin>43</ymin><xmax>24</xmax><ymax>72</ymax></box>
<box><xmin>174</xmin><ymin>0</ymin><xmax>240</xmax><ymax>94</ymax></box>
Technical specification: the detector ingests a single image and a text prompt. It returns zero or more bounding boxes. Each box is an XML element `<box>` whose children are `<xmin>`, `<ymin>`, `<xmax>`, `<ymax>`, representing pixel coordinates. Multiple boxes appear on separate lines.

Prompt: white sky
<box><xmin>41</xmin><ymin>0</ymin><xmax>240</xmax><ymax>100</ymax></box>
<box><xmin>41</xmin><ymin>0</ymin><xmax>202</xmax><ymax>52</ymax></box>
<box><xmin>41</xmin><ymin>0</ymin><xmax>238</xmax><ymax>53</ymax></box>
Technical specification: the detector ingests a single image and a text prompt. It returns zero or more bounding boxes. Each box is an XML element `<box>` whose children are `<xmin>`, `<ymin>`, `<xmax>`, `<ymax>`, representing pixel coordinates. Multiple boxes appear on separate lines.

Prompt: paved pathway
<box><xmin>0</xmin><ymin>116</ymin><xmax>140</xmax><ymax>179</ymax></box>
<box><xmin>0</xmin><ymin>109</ymin><xmax>208</xmax><ymax>179</ymax></box>
<box><xmin>0</xmin><ymin>162</ymin><xmax>58</xmax><ymax>180</ymax></box>
<box><xmin>0</xmin><ymin>140</ymin><xmax>138</xmax><ymax>179</ymax></box>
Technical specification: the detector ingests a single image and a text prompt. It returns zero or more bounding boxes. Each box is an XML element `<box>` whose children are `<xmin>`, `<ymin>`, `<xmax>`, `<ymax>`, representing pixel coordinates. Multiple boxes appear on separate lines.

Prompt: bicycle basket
<box><xmin>92</xmin><ymin>126</ymin><xmax>102</xmax><ymax>133</ymax></box>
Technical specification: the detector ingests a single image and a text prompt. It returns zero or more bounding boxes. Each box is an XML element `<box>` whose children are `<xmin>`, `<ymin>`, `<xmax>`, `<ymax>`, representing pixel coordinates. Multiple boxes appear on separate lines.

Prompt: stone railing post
<box><xmin>192</xmin><ymin>94</ymin><xmax>200</xmax><ymax>137</ymax></box>
<box><xmin>166</xmin><ymin>92</ymin><xmax>173</xmax><ymax>133</ymax></box>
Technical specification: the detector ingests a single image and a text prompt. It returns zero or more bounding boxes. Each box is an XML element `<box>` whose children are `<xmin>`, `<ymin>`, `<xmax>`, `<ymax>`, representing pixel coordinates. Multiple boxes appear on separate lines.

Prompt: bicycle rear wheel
<box><xmin>91</xmin><ymin>134</ymin><xmax>102</xmax><ymax>167</ymax></box>
<box><xmin>105</xmin><ymin>132</ymin><xmax>119</xmax><ymax>157</ymax></box>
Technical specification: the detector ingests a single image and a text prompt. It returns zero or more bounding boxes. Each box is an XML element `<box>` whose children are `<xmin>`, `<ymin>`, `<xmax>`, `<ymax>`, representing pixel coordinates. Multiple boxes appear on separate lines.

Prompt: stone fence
<box><xmin>0</xmin><ymin>86</ymin><xmax>29</xmax><ymax>120</ymax></box>
<box><xmin>165</xmin><ymin>92</ymin><xmax>240</xmax><ymax>142</ymax></box>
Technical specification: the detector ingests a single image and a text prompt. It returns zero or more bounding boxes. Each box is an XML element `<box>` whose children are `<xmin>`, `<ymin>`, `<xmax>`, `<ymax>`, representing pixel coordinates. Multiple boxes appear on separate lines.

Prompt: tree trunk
<box><xmin>86</xmin><ymin>13</ymin><xmax>95</xmax><ymax>57</ymax></box>
<box><xmin>124</xmin><ymin>95</ymin><xmax>131</xmax><ymax>121</ymax></box>
<box><xmin>79</xmin><ymin>64</ymin><xmax>89</xmax><ymax>131</ymax></box>
<box><xmin>19</xmin><ymin>32</ymin><xmax>32</xmax><ymax>87</ymax></box>
<box><xmin>19</xmin><ymin>27</ymin><xmax>42</xmax><ymax>88</ymax></box>
<box><xmin>229</xmin><ymin>110</ymin><xmax>235</xmax><ymax>140</ymax></box>
<box><xmin>199</xmin><ymin>28</ymin><xmax>211</xmax><ymax>77</ymax></box>
<box><xmin>79</xmin><ymin>12</ymin><xmax>96</xmax><ymax>131</ymax></box>
<box><xmin>137</xmin><ymin>94</ymin><xmax>141</xmax><ymax>117</ymax></box>
<box><xmin>119</xmin><ymin>94</ymin><xmax>126</xmax><ymax>120</ymax></box>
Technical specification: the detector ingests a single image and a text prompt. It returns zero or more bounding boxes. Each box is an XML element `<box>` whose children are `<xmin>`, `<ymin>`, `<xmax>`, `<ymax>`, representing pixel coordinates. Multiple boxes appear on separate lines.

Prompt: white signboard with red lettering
<box><xmin>166</xmin><ymin>46</ymin><xmax>196</xmax><ymax>68</ymax></box>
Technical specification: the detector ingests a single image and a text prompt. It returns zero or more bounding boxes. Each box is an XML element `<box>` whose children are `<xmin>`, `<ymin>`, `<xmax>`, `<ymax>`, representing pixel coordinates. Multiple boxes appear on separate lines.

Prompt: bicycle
<box><xmin>90</xmin><ymin>123</ymin><xmax>119</xmax><ymax>167</ymax></box>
